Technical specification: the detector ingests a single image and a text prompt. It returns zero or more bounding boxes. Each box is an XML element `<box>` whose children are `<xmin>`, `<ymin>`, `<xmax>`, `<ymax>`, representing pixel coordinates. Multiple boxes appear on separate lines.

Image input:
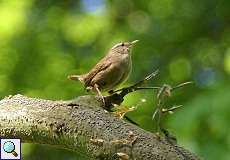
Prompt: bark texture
<box><xmin>0</xmin><ymin>94</ymin><xmax>200</xmax><ymax>160</ymax></box>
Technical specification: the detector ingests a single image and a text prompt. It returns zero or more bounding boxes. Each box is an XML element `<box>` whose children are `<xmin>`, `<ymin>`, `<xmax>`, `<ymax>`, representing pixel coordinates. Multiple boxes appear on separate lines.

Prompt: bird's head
<box><xmin>110</xmin><ymin>40</ymin><xmax>139</xmax><ymax>54</ymax></box>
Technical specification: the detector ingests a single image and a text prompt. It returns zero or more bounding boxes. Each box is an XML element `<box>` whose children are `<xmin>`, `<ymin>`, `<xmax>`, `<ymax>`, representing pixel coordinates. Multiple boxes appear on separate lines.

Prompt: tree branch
<box><xmin>0</xmin><ymin>94</ymin><xmax>199</xmax><ymax>160</ymax></box>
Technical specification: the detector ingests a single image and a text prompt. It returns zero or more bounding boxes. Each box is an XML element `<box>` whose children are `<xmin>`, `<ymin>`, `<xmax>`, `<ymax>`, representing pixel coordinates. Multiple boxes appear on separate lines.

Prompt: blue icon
<box><xmin>1</xmin><ymin>138</ymin><xmax>21</xmax><ymax>160</ymax></box>
<box><xmin>3</xmin><ymin>141</ymin><xmax>18</xmax><ymax>157</ymax></box>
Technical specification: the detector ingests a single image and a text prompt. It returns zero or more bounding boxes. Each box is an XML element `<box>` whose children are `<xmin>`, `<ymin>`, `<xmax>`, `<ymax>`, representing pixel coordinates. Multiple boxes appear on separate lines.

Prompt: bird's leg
<box><xmin>94</xmin><ymin>84</ymin><xmax>105</xmax><ymax>107</ymax></box>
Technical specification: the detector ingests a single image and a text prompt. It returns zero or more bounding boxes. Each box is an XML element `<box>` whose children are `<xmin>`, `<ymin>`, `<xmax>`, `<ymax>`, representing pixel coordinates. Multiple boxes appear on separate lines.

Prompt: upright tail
<box><xmin>68</xmin><ymin>74</ymin><xmax>85</xmax><ymax>84</ymax></box>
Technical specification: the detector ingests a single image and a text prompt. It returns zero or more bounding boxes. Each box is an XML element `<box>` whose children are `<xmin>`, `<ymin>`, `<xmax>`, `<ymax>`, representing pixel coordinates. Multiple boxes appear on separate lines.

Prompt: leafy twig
<box><xmin>152</xmin><ymin>82</ymin><xmax>193</xmax><ymax>132</ymax></box>
<box><xmin>104</xmin><ymin>70</ymin><xmax>159</xmax><ymax>109</ymax></box>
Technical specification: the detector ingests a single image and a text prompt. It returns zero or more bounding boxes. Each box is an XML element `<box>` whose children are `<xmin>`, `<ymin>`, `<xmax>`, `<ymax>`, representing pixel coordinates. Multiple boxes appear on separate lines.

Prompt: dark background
<box><xmin>0</xmin><ymin>0</ymin><xmax>229</xmax><ymax>159</ymax></box>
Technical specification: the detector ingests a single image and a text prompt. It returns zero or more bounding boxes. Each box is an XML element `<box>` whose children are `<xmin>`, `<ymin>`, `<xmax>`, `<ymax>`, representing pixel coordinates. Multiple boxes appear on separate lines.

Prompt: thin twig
<box><xmin>113</xmin><ymin>70</ymin><xmax>159</xmax><ymax>93</ymax></box>
<box><xmin>152</xmin><ymin>108</ymin><xmax>159</xmax><ymax>120</ymax></box>
<box><xmin>152</xmin><ymin>82</ymin><xmax>192</xmax><ymax>132</ymax></box>
<box><xmin>171</xmin><ymin>81</ymin><xmax>193</xmax><ymax>91</ymax></box>
<box><xmin>104</xmin><ymin>70</ymin><xmax>159</xmax><ymax>109</ymax></box>
<box><xmin>162</xmin><ymin>105</ymin><xmax>183</xmax><ymax>114</ymax></box>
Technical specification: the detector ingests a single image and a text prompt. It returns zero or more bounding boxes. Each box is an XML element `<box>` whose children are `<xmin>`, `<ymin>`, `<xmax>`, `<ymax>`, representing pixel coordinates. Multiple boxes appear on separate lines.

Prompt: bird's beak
<box><xmin>131</xmin><ymin>40</ymin><xmax>139</xmax><ymax>45</ymax></box>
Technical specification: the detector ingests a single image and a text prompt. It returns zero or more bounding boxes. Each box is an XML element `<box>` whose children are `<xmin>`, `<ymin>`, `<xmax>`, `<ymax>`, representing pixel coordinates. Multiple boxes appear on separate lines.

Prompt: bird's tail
<box><xmin>68</xmin><ymin>74</ymin><xmax>85</xmax><ymax>84</ymax></box>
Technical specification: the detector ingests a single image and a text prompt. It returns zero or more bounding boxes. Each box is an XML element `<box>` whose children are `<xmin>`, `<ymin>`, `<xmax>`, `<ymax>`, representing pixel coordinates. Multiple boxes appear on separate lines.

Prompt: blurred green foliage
<box><xmin>0</xmin><ymin>0</ymin><xmax>229</xmax><ymax>159</ymax></box>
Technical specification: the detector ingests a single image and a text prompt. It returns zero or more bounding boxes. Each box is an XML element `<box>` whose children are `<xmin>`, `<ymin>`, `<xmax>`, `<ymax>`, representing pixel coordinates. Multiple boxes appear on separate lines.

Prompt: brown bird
<box><xmin>68</xmin><ymin>40</ymin><xmax>139</xmax><ymax>103</ymax></box>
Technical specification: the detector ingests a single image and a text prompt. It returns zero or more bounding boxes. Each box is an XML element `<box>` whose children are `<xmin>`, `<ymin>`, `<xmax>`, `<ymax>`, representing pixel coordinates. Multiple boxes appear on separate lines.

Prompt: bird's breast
<box><xmin>107</xmin><ymin>54</ymin><xmax>132</xmax><ymax>89</ymax></box>
<box><xmin>118</xmin><ymin>54</ymin><xmax>132</xmax><ymax>82</ymax></box>
<box><xmin>119</xmin><ymin>54</ymin><xmax>131</xmax><ymax>71</ymax></box>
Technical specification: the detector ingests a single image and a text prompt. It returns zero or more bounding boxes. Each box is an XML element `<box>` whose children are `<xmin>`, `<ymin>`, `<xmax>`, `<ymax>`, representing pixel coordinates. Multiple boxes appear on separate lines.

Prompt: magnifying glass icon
<box><xmin>3</xmin><ymin>141</ymin><xmax>18</xmax><ymax>157</ymax></box>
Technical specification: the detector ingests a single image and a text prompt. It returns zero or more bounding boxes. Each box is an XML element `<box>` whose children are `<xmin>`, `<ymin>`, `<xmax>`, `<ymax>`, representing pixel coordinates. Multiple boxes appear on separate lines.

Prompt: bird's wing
<box><xmin>83</xmin><ymin>55</ymin><xmax>113</xmax><ymax>86</ymax></box>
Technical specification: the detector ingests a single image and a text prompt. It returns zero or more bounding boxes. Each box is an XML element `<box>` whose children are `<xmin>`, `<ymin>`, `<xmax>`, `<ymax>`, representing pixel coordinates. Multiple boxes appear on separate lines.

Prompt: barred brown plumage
<box><xmin>68</xmin><ymin>40</ymin><xmax>139</xmax><ymax>105</ymax></box>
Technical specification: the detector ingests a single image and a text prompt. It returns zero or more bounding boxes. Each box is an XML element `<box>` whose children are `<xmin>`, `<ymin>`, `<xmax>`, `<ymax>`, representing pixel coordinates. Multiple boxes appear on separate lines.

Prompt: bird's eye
<box><xmin>121</xmin><ymin>43</ymin><xmax>124</xmax><ymax>46</ymax></box>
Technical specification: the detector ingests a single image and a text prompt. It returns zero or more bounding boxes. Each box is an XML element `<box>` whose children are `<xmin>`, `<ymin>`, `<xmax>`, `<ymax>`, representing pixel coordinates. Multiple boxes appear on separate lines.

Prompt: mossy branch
<box><xmin>0</xmin><ymin>94</ymin><xmax>200</xmax><ymax>160</ymax></box>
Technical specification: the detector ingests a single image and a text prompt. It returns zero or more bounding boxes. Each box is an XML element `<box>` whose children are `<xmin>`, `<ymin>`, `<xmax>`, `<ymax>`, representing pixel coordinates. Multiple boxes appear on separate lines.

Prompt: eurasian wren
<box><xmin>68</xmin><ymin>40</ymin><xmax>139</xmax><ymax>103</ymax></box>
